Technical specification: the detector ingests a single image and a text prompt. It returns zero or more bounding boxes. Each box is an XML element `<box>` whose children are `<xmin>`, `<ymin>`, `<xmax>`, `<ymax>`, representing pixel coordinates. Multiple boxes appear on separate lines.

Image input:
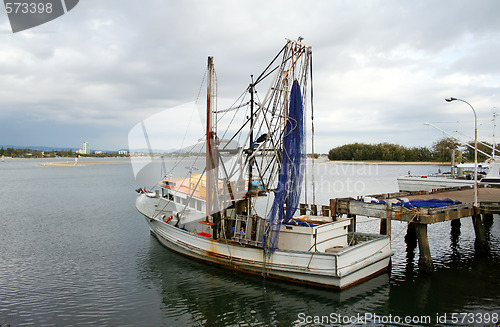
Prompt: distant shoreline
<box><xmin>327</xmin><ymin>160</ymin><xmax>450</xmax><ymax>165</ymax></box>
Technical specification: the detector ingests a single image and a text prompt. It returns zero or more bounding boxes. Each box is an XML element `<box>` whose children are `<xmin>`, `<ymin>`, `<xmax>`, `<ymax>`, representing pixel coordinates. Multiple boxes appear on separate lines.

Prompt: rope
<box><xmin>215</xmin><ymin>101</ymin><xmax>251</xmax><ymax>113</ymax></box>
<box><xmin>309</xmin><ymin>50</ymin><xmax>316</xmax><ymax>206</ymax></box>
<box><xmin>337</xmin><ymin>211</ymin><xmax>419</xmax><ymax>271</ymax></box>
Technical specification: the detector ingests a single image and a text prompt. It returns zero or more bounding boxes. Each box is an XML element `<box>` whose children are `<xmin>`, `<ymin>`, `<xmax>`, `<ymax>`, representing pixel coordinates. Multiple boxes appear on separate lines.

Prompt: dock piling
<box><xmin>348</xmin><ymin>214</ymin><xmax>356</xmax><ymax>233</ymax></box>
<box><xmin>380</xmin><ymin>201</ymin><xmax>392</xmax><ymax>236</ymax></box>
<box><xmin>404</xmin><ymin>223</ymin><xmax>417</xmax><ymax>249</ymax></box>
<box><xmin>299</xmin><ymin>203</ymin><xmax>307</xmax><ymax>216</ymax></box>
<box><xmin>413</xmin><ymin>223</ymin><xmax>434</xmax><ymax>272</ymax></box>
<box><xmin>482</xmin><ymin>213</ymin><xmax>494</xmax><ymax>228</ymax></box>
<box><xmin>450</xmin><ymin>219</ymin><xmax>461</xmax><ymax>246</ymax></box>
<box><xmin>321</xmin><ymin>205</ymin><xmax>330</xmax><ymax>217</ymax></box>
<box><xmin>311</xmin><ymin>204</ymin><xmax>318</xmax><ymax>216</ymax></box>
<box><xmin>472</xmin><ymin>210</ymin><xmax>489</xmax><ymax>254</ymax></box>
<box><xmin>450</xmin><ymin>219</ymin><xmax>461</xmax><ymax>232</ymax></box>
<box><xmin>329</xmin><ymin>199</ymin><xmax>337</xmax><ymax>221</ymax></box>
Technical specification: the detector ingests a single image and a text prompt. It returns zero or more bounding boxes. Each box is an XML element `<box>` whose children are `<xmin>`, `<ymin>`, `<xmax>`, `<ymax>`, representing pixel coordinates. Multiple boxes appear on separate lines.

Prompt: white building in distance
<box><xmin>83</xmin><ymin>142</ymin><xmax>90</xmax><ymax>154</ymax></box>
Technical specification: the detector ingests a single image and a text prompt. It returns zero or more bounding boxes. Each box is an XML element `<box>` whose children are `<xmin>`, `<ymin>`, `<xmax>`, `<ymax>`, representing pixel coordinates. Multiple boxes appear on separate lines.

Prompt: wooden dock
<box><xmin>323</xmin><ymin>186</ymin><xmax>499</xmax><ymax>271</ymax></box>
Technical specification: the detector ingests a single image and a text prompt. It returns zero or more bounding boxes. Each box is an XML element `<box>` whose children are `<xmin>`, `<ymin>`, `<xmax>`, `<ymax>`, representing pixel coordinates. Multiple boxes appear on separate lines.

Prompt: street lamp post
<box><xmin>445</xmin><ymin>97</ymin><xmax>478</xmax><ymax>207</ymax></box>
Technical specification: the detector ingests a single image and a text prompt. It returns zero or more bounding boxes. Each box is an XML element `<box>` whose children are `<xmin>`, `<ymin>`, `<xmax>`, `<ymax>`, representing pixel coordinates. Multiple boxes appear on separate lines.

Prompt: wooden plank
<box><xmin>335</xmin><ymin>198</ymin><xmax>475</xmax><ymax>224</ymax></box>
<box><xmin>480</xmin><ymin>202</ymin><xmax>500</xmax><ymax>214</ymax></box>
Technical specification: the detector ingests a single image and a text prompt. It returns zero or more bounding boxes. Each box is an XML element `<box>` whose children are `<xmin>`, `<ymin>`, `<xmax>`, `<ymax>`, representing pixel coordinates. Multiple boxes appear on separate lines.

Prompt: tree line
<box><xmin>327</xmin><ymin>137</ymin><xmax>497</xmax><ymax>162</ymax></box>
<box><xmin>0</xmin><ymin>147</ymin><xmax>127</xmax><ymax>158</ymax></box>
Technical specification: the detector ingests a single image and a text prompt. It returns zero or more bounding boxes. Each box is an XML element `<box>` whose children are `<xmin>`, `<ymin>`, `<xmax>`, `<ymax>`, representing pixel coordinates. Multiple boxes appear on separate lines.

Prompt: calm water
<box><xmin>0</xmin><ymin>158</ymin><xmax>498</xmax><ymax>326</ymax></box>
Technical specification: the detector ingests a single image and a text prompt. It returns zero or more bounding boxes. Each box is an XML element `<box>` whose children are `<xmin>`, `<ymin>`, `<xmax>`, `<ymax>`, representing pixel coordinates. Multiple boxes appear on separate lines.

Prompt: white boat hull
<box><xmin>397</xmin><ymin>176</ymin><xmax>474</xmax><ymax>192</ymax></box>
<box><xmin>137</xmin><ymin>195</ymin><xmax>392</xmax><ymax>289</ymax></box>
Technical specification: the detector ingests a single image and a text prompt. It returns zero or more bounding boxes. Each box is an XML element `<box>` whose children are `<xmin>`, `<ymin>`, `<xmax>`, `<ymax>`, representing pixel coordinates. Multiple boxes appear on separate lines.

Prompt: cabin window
<box><xmin>162</xmin><ymin>189</ymin><xmax>174</xmax><ymax>201</ymax></box>
<box><xmin>196</xmin><ymin>200</ymin><xmax>202</xmax><ymax>211</ymax></box>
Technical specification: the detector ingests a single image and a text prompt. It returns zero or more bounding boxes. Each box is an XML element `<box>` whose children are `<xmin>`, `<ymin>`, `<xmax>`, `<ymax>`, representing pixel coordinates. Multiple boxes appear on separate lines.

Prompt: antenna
<box><xmin>493</xmin><ymin>108</ymin><xmax>498</xmax><ymax>159</ymax></box>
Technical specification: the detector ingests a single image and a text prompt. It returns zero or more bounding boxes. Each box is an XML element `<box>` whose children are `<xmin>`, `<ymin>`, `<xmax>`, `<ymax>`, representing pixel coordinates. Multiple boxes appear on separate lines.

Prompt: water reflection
<box><xmin>140</xmin><ymin>211</ymin><xmax>500</xmax><ymax>326</ymax></box>
<box><xmin>141</xmin><ymin>238</ymin><xmax>391</xmax><ymax>326</ymax></box>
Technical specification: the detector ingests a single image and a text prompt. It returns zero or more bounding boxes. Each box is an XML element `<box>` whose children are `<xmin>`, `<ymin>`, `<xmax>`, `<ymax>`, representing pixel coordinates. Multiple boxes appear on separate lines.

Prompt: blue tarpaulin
<box><xmin>401</xmin><ymin>198</ymin><xmax>461</xmax><ymax>209</ymax></box>
<box><xmin>358</xmin><ymin>198</ymin><xmax>461</xmax><ymax>209</ymax></box>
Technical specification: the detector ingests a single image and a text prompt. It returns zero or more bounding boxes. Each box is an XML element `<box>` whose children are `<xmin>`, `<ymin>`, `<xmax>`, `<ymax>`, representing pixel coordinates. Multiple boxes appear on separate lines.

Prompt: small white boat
<box><xmin>480</xmin><ymin>162</ymin><xmax>500</xmax><ymax>185</ymax></box>
<box><xmin>134</xmin><ymin>39</ymin><xmax>392</xmax><ymax>289</ymax></box>
<box><xmin>398</xmin><ymin>161</ymin><xmax>500</xmax><ymax>191</ymax></box>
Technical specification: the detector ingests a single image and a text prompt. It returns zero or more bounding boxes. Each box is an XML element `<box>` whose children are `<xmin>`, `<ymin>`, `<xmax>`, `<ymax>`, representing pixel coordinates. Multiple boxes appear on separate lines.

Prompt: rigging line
<box><xmin>282</xmin><ymin>46</ymin><xmax>306</xmax><ymax>83</ymax></box>
<box><xmin>179</xmin><ymin>167</ymin><xmax>207</xmax><ymax>218</ymax></box>
<box><xmin>214</xmin><ymin>69</ymin><xmax>219</xmax><ymax>135</ymax></box>
<box><xmin>166</xmin><ymin>139</ymin><xmax>204</xmax><ymax>176</ymax></box>
<box><xmin>218</xmin><ymin>91</ymin><xmax>250</xmax><ymax>145</ymax></box>
<box><xmin>215</xmin><ymin>101</ymin><xmax>251</xmax><ymax>114</ymax></box>
<box><xmin>249</xmin><ymin>151</ymin><xmax>267</xmax><ymax>191</ymax></box>
<box><xmin>221</xmin><ymin>92</ymin><xmax>249</xmax><ymax>153</ymax></box>
<box><xmin>254</xmin><ymin>130</ymin><xmax>281</xmax><ymax>182</ymax></box>
<box><xmin>180</xmin><ymin>69</ymin><xmax>208</xmax><ymax>152</ymax></box>
<box><xmin>167</xmin><ymin>69</ymin><xmax>208</xmax><ymax>176</ymax></box>
<box><xmin>253</xmin><ymin>44</ymin><xmax>287</xmax><ymax>85</ymax></box>
<box><xmin>216</xmin><ymin>152</ymin><xmax>238</xmax><ymax>208</ymax></box>
<box><xmin>250</xmin><ymin>78</ymin><xmax>290</xmax><ymax>165</ymax></box>
<box><xmin>152</xmin><ymin>180</ymin><xmax>200</xmax><ymax>220</ymax></box>
<box><xmin>176</xmin><ymin>103</ymin><xmax>199</xmax><ymax>161</ymax></box>
<box><xmin>254</xmin><ymin>64</ymin><xmax>283</xmax><ymax>87</ymax></box>
<box><xmin>221</xmin><ymin>96</ymin><xmax>270</xmax><ymax>150</ymax></box>
<box><xmin>152</xmin><ymin>191</ymin><xmax>176</xmax><ymax>220</ymax></box>
<box><xmin>256</xmin><ymin>93</ymin><xmax>285</xmax><ymax>168</ymax></box>
<box><xmin>151</xmin><ymin>193</ymin><xmax>169</xmax><ymax>219</ymax></box>
<box><xmin>389</xmin><ymin>212</ymin><xmax>419</xmax><ymax>245</ymax></box>
<box><xmin>219</xmin><ymin>88</ymin><xmax>249</xmax><ymax>117</ymax></box>
<box><xmin>196</xmin><ymin>68</ymin><xmax>208</xmax><ymax>103</ymax></box>
<box><xmin>309</xmin><ymin>49</ymin><xmax>316</xmax><ymax>206</ymax></box>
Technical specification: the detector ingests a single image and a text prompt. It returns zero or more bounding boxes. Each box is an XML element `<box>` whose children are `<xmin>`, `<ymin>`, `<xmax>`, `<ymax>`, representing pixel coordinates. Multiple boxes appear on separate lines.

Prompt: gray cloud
<box><xmin>0</xmin><ymin>0</ymin><xmax>499</xmax><ymax>152</ymax></box>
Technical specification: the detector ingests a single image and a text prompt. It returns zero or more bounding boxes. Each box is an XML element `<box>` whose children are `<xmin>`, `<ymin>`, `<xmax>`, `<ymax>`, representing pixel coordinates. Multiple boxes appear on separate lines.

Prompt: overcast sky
<box><xmin>1</xmin><ymin>0</ymin><xmax>499</xmax><ymax>153</ymax></box>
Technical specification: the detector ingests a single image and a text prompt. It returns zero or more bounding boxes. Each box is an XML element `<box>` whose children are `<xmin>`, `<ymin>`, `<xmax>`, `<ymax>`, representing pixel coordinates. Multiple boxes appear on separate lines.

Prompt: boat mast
<box><xmin>206</xmin><ymin>56</ymin><xmax>220</xmax><ymax>237</ymax></box>
<box><xmin>248</xmin><ymin>76</ymin><xmax>255</xmax><ymax>199</ymax></box>
<box><xmin>493</xmin><ymin>109</ymin><xmax>498</xmax><ymax>160</ymax></box>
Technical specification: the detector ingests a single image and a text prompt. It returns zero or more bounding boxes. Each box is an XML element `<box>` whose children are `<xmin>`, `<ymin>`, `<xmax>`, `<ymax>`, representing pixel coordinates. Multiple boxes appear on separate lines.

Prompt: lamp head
<box><xmin>445</xmin><ymin>97</ymin><xmax>457</xmax><ymax>102</ymax></box>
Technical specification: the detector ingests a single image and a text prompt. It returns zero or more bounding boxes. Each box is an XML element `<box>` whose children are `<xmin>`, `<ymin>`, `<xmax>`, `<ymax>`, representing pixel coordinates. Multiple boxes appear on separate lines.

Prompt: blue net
<box><xmin>263</xmin><ymin>80</ymin><xmax>305</xmax><ymax>252</ymax></box>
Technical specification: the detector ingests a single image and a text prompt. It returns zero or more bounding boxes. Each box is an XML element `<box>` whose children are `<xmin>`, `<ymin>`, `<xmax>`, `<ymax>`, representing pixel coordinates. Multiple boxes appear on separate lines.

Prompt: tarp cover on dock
<box><xmin>395</xmin><ymin>198</ymin><xmax>461</xmax><ymax>209</ymax></box>
<box><xmin>360</xmin><ymin>197</ymin><xmax>461</xmax><ymax>209</ymax></box>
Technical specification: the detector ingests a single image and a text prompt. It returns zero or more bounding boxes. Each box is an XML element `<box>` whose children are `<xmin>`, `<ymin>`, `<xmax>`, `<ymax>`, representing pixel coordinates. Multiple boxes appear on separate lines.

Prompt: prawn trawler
<box><xmin>134</xmin><ymin>39</ymin><xmax>392</xmax><ymax>289</ymax></box>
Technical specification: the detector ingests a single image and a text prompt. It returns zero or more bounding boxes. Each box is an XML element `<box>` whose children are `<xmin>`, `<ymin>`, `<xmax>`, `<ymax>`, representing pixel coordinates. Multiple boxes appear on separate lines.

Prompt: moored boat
<box><xmin>133</xmin><ymin>39</ymin><xmax>392</xmax><ymax>289</ymax></box>
<box><xmin>398</xmin><ymin>161</ymin><xmax>500</xmax><ymax>192</ymax></box>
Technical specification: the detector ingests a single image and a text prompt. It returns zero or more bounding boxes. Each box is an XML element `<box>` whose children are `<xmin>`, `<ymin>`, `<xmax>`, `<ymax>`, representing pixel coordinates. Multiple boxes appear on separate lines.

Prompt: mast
<box><xmin>309</xmin><ymin>47</ymin><xmax>316</xmax><ymax>207</ymax></box>
<box><xmin>248</xmin><ymin>76</ymin><xmax>255</xmax><ymax>199</ymax></box>
<box><xmin>493</xmin><ymin>109</ymin><xmax>498</xmax><ymax>159</ymax></box>
<box><xmin>206</xmin><ymin>56</ymin><xmax>220</xmax><ymax>237</ymax></box>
